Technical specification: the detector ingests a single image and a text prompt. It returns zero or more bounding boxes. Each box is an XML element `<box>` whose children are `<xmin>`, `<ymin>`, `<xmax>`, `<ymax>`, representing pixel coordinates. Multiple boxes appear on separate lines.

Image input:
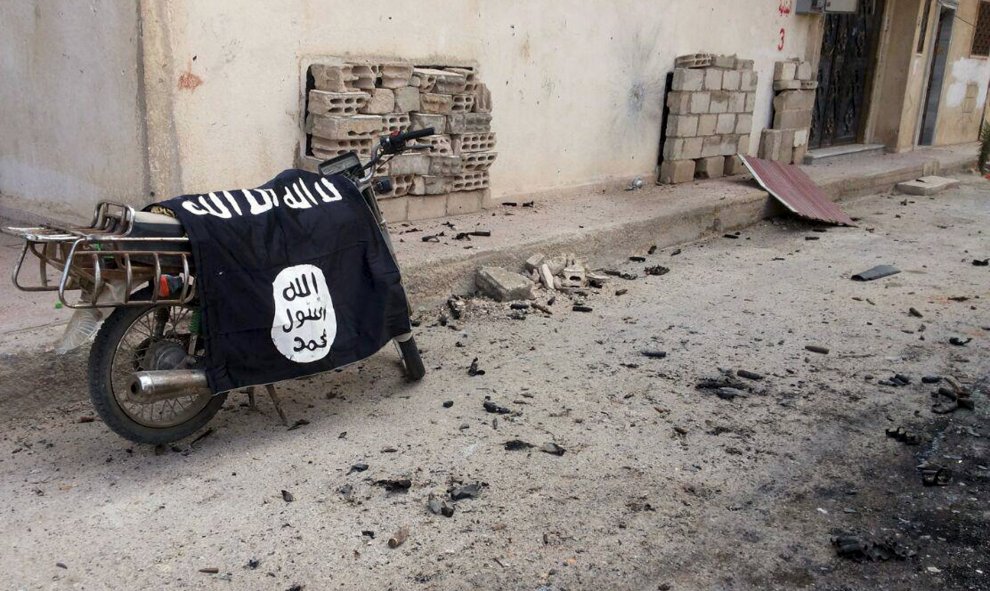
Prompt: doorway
<box><xmin>919</xmin><ymin>6</ymin><xmax>955</xmax><ymax>145</ymax></box>
<box><xmin>809</xmin><ymin>0</ymin><xmax>887</xmax><ymax>149</ymax></box>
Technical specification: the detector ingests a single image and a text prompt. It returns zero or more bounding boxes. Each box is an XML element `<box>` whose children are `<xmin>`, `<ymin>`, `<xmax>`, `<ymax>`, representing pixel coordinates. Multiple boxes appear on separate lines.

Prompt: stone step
<box><xmin>894</xmin><ymin>175</ymin><xmax>961</xmax><ymax>195</ymax></box>
<box><xmin>803</xmin><ymin>143</ymin><xmax>886</xmax><ymax>165</ymax></box>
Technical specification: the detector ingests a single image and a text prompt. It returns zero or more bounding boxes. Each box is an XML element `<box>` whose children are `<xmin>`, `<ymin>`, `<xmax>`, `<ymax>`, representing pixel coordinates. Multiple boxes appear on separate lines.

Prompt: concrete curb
<box><xmin>400</xmin><ymin>151</ymin><xmax>976</xmax><ymax>308</ymax></box>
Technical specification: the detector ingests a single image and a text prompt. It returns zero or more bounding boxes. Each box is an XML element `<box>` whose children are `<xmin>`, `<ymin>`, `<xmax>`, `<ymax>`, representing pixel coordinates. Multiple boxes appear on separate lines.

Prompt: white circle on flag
<box><xmin>271</xmin><ymin>264</ymin><xmax>336</xmax><ymax>363</ymax></box>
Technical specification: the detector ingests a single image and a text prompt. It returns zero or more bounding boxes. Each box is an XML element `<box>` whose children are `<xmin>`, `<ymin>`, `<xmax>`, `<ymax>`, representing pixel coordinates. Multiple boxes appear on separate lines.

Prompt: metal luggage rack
<box><xmin>4</xmin><ymin>201</ymin><xmax>195</xmax><ymax>309</ymax></box>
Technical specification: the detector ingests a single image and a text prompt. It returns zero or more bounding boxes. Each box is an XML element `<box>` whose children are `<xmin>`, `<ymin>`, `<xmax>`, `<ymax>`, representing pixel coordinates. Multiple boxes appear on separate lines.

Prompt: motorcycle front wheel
<box><xmin>88</xmin><ymin>290</ymin><xmax>226</xmax><ymax>444</ymax></box>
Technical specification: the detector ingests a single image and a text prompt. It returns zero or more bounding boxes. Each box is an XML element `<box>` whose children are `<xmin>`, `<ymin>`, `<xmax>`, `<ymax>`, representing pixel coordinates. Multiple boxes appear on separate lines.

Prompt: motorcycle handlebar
<box><xmin>380</xmin><ymin>127</ymin><xmax>435</xmax><ymax>154</ymax></box>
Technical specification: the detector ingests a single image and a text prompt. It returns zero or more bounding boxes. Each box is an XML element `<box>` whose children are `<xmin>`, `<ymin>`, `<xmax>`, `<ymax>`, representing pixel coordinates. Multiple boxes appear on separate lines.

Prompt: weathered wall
<box><xmin>933</xmin><ymin>0</ymin><xmax>990</xmax><ymax>145</ymax></box>
<box><xmin>869</xmin><ymin>0</ymin><xmax>927</xmax><ymax>151</ymax></box>
<box><xmin>144</xmin><ymin>0</ymin><xmax>819</xmax><ymax>201</ymax></box>
<box><xmin>0</xmin><ymin>1</ymin><xmax>147</xmax><ymax>221</ymax></box>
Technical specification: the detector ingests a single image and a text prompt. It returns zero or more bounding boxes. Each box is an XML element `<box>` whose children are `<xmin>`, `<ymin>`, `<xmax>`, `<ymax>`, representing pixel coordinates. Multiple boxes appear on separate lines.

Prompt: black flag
<box><xmin>157</xmin><ymin>170</ymin><xmax>411</xmax><ymax>393</ymax></box>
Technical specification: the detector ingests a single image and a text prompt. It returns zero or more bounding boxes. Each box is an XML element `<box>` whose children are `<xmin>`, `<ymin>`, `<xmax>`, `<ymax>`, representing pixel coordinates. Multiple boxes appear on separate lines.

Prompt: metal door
<box><xmin>809</xmin><ymin>0</ymin><xmax>886</xmax><ymax>148</ymax></box>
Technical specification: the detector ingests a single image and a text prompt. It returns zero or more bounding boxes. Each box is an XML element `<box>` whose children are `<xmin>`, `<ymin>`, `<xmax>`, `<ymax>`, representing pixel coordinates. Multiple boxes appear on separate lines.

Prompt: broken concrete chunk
<box><xmin>539</xmin><ymin>264</ymin><xmax>556</xmax><ymax>291</ymax></box>
<box><xmin>894</xmin><ymin>176</ymin><xmax>960</xmax><ymax>196</ymax></box>
<box><xmin>525</xmin><ymin>253</ymin><xmax>546</xmax><ymax>272</ymax></box>
<box><xmin>476</xmin><ymin>267</ymin><xmax>534</xmax><ymax>301</ymax></box>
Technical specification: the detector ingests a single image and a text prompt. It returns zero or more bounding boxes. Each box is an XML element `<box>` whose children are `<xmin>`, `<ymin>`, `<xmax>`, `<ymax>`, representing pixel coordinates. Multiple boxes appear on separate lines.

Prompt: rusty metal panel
<box><xmin>740</xmin><ymin>156</ymin><xmax>855</xmax><ymax>226</ymax></box>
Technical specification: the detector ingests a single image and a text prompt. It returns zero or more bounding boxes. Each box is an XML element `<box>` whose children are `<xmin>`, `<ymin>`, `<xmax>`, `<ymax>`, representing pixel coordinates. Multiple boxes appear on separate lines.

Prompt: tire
<box><xmin>88</xmin><ymin>295</ymin><xmax>226</xmax><ymax>445</ymax></box>
<box><xmin>397</xmin><ymin>336</ymin><xmax>426</xmax><ymax>381</ymax></box>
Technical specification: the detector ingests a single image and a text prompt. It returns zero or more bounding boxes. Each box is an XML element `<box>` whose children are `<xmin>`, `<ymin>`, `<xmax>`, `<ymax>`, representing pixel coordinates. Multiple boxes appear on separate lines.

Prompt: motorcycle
<box><xmin>4</xmin><ymin>127</ymin><xmax>435</xmax><ymax>444</ymax></box>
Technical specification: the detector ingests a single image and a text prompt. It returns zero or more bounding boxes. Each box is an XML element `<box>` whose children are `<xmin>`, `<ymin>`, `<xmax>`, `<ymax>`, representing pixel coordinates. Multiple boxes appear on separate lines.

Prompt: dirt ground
<box><xmin>0</xmin><ymin>175</ymin><xmax>987</xmax><ymax>591</ymax></box>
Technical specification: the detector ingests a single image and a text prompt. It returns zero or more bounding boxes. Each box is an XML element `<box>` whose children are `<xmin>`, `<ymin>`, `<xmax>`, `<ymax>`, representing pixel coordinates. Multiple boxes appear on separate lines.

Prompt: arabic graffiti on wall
<box><xmin>271</xmin><ymin>264</ymin><xmax>337</xmax><ymax>363</ymax></box>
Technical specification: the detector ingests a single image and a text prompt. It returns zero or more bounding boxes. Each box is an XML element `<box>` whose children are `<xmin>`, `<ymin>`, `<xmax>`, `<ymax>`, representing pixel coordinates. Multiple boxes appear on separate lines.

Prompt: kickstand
<box><xmin>246</xmin><ymin>387</ymin><xmax>258</xmax><ymax>410</ymax></box>
<box><xmin>265</xmin><ymin>384</ymin><xmax>289</xmax><ymax>426</ymax></box>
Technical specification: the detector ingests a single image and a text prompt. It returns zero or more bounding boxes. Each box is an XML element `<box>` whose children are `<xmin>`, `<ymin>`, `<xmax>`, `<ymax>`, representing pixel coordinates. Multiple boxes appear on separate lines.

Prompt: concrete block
<box><xmin>410</xmin><ymin>112</ymin><xmax>446</xmax><ymax>134</ymax></box>
<box><xmin>666</xmin><ymin>91</ymin><xmax>691</xmax><ymax>114</ymax></box>
<box><xmin>695</xmin><ymin>156</ymin><xmax>724</xmax><ymax>179</ymax></box>
<box><xmin>735</xmin><ymin>113</ymin><xmax>753</xmax><ymax>135</ymax></box>
<box><xmin>429</xmin><ymin>155</ymin><xmax>464</xmax><ymax>175</ymax></box>
<box><xmin>389</xmin><ymin>153</ymin><xmax>431</xmax><ymax>175</ymax></box>
<box><xmin>740</xmin><ymin>71</ymin><xmax>759</xmax><ymax>92</ymax></box>
<box><xmin>525</xmin><ymin>253</ymin><xmax>546</xmax><ymax>272</ymax></box>
<box><xmin>722</xmin><ymin>70</ymin><xmax>741</xmax><ymax>91</ymax></box>
<box><xmin>479</xmin><ymin>188</ymin><xmax>493</xmax><ymax>209</ymax></box>
<box><xmin>407</xmin><ymin>195</ymin><xmax>447</xmax><ymax>220</ymax></box>
<box><xmin>690</xmin><ymin>92</ymin><xmax>711</xmax><ymax>114</ymax></box>
<box><xmin>307</xmin><ymin>114</ymin><xmax>383</xmax><ymax>139</ymax></box>
<box><xmin>383</xmin><ymin>113</ymin><xmax>411</xmax><ymax>134</ymax></box>
<box><xmin>736</xmin><ymin>59</ymin><xmax>755</xmax><ymax>70</ymax></box>
<box><xmin>672</xmin><ymin>68</ymin><xmax>704</xmax><ymax>91</ymax></box>
<box><xmin>773</xmin><ymin>90</ymin><xmax>815</xmax><ymax>112</ymax></box>
<box><xmin>410</xmin><ymin>68</ymin><xmax>441</xmax><ymax>92</ymax></box>
<box><xmin>349</xmin><ymin>64</ymin><xmax>376</xmax><ymax>90</ymax></box>
<box><xmin>451</xmin><ymin>94</ymin><xmax>475</xmax><ymax>113</ymax></box>
<box><xmin>682</xmin><ymin>136</ymin><xmax>703</xmax><ymax>159</ymax></box>
<box><xmin>704</xmin><ymin>68</ymin><xmax>723</xmax><ymax>91</ymax></box>
<box><xmin>724</xmin><ymin>155</ymin><xmax>747</xmax><ymax>175</ymax></box>
<box><xmin>448</xmin><ymin>67</ymin><xmax>478</xmax><ymax>92</ymax></box>
<box><xmin>361</xmin><ymin>88</ymin><xmax>395</xmax><ymax>114</ymax></box>
<box><xmin>793</xmin><ymin>128</ymin><xmax>809</xmax><ymax>148</ymax></box>
<box><xmin>745</xmin><ymin>92</ymin><xmax>757</xmax><ymax>113</ymax></box>
<box><xmin>477</xmin><ymin>267</ymin><xmax>534</xmax><ymax>301</ymax></box>
<box><xmin>387</xmin><ymin>174</ymin><xmax>415</xmax><ymax>197</ymax></box>
<box><xmin>760</xmin><ymin>129</ymin><xmax>783</xmax><ymax>161</ymax></box>
<box><xmin>430</xmin><ymin>69</ymin><xmax>468</xmax><ymax>94</ymax></box>
<box><xmin>773</xmin><ymin>80</ymin><xmax>802</xmax><ymax>91</ymax></box>
<box><xmin>311</xmin><ymin>64</ymin><xmax>357</xmax><ymax>92</ymax></box>
<box><xmin>773</xmin><ymin>61</ymin><xmax>797</xmax><ymax>81</ymax></box>
<box><xmin>379</xmin><ymin>63</ymin><xmax>414</xmax><ymax>88</ymax></box>
<box><xmin>419</xmin><ymin>93</ymin><xmax>453</xmax><ymax>114</ymax></box>
<box><xmin>702</xmin><ymin>135</ymin><xmax>723</xmax><ymax>157</ymax></box>
<box><xmin>713</xmin><ymin>54</ymin><xmax>737</xmax><ymax>69</ymax></box>
<box><xmin>675</xmin><ymin>53</ymin><xmax>714</xmax><ymax>68</ymax></box>
<box><xmin>709</xmin><ymin>91</ymin><xmax>729</xmax><ymax>114</ymax></box>
<box><xmin>800</xmin><ymin>80</ymin><xmax>819</xmax><ymax>90</ymax></box>
<box><xmin>737</xmin><ymin>134</ymin><xmax>751</xmax><ymax>155</ymax></box>
<box><xmin>796</xmin><ymin>61</ymin><xmax>814</xmax><ymax>81</ymax></box>
<box><xmin>720</xmin><ymin>136</ymin><xmax>738</xmax><ymax>156</ymax></box>
<box><xmin>421</xmin><ymin>134</ymin><xmax>453</xmax><ymax>155</ymax></box>
<box><xmin>377</xmin><ymin>196</ymin><xmax>408</xmax><ymax>223</ymax></box>
<box><xmin>451</xmin><ymin>132</ymin><xmax>497</xmax><ymax>154</ymax></box>
<box><xmin>773</xmin><ymin>109</ymin><xmax>813</xmax><ymax>130</ymax></box>
<box><xmin>697</xmin><ymin>114</ymin><xmax>718</xmax><ymax>136</ymax></box>
<box><xmin>461</xmin><ymin>151</ymin><xmax>497</xmax><ymax>171</ymax></box>
<box><xmin>307</xmin><ymin>90</ymin><xmax>370</xmax><ymax>116</ymax></box>
<box><xmin>447</xmin><ymin>113</ymin><xmax>492</xmax><ymax>134</ymax></box>
<box><xmin>666</xmin><ymin>114</ymin><xmax>698</xmax><ymax>137</ymax></box>
<box><xmin>728</xmin><ymin>92</ymin><xmax>747</xmax><ymax>113</ymax></box>
<box><xmin>663</xmin><ymin>137</ymin><xmax>703</xmax><ymax>160</ymax></box>
<box><xmin>716</xmin><ymin>113</ymin><xmax>736</xmax><ymax>135</ymax></box>
<box><xmin>779</xmin><ymin>130</ymin><xmax>795</xmax><ymax>159</ymax></box>
<box><xmin>446</xmin><ymin>190</ymin><xmax>484</xmax><ymax>215</ymax></box>
<box><xmin>449</xmin><ymin>171</ymin><xmax>489</xmax><ymax>191</ymax></box>
<box><xmin>791</xmin><ymin>144</ymin><xmax>808</xmax><ymax>165</ymax></box>
<box><xmin>895</xmin><ymin>176</ymin><xmax>961</xmax><ymax>195</ymax></box>
<box><xmin>410</xmin><ymin>176</ymin><xmax>449</xmax><ymax>196</ymax></box>
<box><xmin>473</xmin><ymin>83</ymin><xmax>493</xmax><ymax>113</ymax></box>
<box><xmin>394</xmin><ymin>86</ymin><xmax>421</xmax><ymax>112</ymax></box>
<box><xmin>311</xmin><ymin>137</ymin><xmax>374</xmax><ymax>159</ymax></box>
<box><xmin>658</xmin><ymin>159</ymin><xmax>696</xmax><ymax>184</ymax></box>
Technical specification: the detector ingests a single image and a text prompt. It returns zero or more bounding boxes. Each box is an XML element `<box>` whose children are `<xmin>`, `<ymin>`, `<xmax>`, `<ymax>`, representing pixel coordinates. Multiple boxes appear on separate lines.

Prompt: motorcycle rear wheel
<box><xmin>397</xmin><ymin>336</ymin><xmax>425</xmax><ymax>381</ymax></box>
<box><xmin>88</xmin><ymin>291</ymin><xmax>226</xmax><ymax>444</ymax></box>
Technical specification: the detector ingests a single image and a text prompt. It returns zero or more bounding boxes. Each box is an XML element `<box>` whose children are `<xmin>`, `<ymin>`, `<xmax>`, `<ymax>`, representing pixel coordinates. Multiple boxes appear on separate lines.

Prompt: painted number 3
<box><xmin>778</xmin><ymin>28</ymin><xmax>786</xmax><ymax>51</ymax></box>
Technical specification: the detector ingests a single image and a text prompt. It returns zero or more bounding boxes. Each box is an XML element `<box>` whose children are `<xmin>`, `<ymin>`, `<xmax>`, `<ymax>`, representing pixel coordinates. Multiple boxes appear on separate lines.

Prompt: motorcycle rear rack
<box><xmin>5</xmin><ymin>201</ymin><xmax>195</xmax><ymax>309</ymax></box>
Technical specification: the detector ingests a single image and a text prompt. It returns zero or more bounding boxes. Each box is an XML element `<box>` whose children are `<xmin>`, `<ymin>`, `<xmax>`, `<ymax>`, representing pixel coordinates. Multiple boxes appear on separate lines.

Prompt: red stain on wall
<box><xmin>178</xmin><ymin>68</ymin><xmax>202</xmax><ymax>91</ymax></box>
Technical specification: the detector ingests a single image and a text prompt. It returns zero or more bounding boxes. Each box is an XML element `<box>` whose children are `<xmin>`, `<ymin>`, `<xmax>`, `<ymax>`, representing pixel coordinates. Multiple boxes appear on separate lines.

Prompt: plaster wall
<box><xmin>0</xmin><ymin>1</ymin><xmax>147</xmax><ymax>221</ymax></box>
<box><xmin>144</xmin><ymin>0</ymin><xmax>819</xmax><ymax>201</ymax></box>
<box><xmin>869</xmin><ymin>0</ymin><xmax>928</xmax><ymax>151</ymax></box>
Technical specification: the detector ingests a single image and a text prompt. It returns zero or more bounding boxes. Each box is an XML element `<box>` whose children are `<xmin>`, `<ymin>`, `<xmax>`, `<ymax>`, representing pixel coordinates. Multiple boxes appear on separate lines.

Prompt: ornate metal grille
<box><xmin>972</xmin><ymin>1</ymin><xmax>990</xmax><ymax>56</ymax></box>
<box><xmin>809</xmin><ymin>0</ymin><xmax>886</xmax><ymax>149</ymax></box>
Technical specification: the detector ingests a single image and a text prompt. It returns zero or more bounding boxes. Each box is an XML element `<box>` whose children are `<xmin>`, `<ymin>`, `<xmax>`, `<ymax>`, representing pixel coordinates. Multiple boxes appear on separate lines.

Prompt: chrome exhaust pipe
<box><xmin>128</xmin><ymin>370</ymin><xmax>212</xmax><ymax>403</ymax></box>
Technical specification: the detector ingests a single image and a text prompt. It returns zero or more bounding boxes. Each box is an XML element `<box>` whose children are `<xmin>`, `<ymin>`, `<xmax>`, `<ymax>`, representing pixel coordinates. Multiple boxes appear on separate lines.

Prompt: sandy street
<box><xmin>0</xmin><ymin>175</ymin><xmax>987</xmax><ymax>591</ymax></box>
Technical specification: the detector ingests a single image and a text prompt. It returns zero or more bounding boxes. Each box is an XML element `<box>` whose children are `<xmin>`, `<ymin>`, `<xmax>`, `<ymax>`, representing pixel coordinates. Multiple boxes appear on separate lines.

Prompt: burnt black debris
<box><xmin>442</xmin><ymin>400</ymin><xmax>454</xmax><ymax>408</ymax></box>
<box><xmin>281</xmin><ymin>489</ymin><xmax>294</xmax><ymax>503</ymax></box>
<box><xmin>973</xmin><ymin>258</ymin><xmax>989</xmax><ymax>266</ymax></box>
<box><xmin>573</xmin><ymin>305</ymin><xmax>594</xmax><ymax>313</ymax></box>
<box><xmin>450</xmin><ymin>482</ymin><xmax>484</xmax><ymax>500</ymax></box>
<box><xmin>805</xmin><ymin>345</ymin><xmax>830</xmax><ymax>354</ymax></box>
<box><xmin>851</xmin><ymin>265</ymin><xmax>900</xmax><ymax>281</ymax></box>
<box><xmin>375</xmin><ymin>478</ymin><xmax>412</xmax><ymax>493</ymax></box>
<box><xmin>641</xmin><ymin>350</ymin><xmax>668</xmax><ymax>359</ymax></box>
<box><xmin>287</xmin><ymin>419</ymin><xmax>310</xmax><ymax>431</ymax></box>
<box><xmin>510</xmin><ymin>302</ymin><xmax>530</xmax><ymax>310</ymax></box>
<box><xmin>348</xmin><ymin>462</ymin><xmax>369</xmax><ymax>474</ymax></box>
<box><xmin>644</xmin><ymin>265</ymin><xmax>670</xmax><ymax>276</ymax></box>
<box><xmin>468</xmin><ymin>358</ymin><xmax>486</xmax><ymax>376</ymax></box>
<box><xmin>629</xmin><ymin>256</ymin><xmax>646</xmax><ymax>262</ymax></box>
<box><xmin>921</xmin><ymin>375</ymin><xmax>941</xmax><ymax>384</ymax></box>
<box><xmin>504</xmin><ymin>439</ymin><xmax>534</xmax><ymax>451</ymax></box>
<box><xmin>717</xmin><ymin>387</ymin><xmax>747</xmax><ymax>401</ymax></box>
<box><xmin>483</xmin><ymin>400</ymin><xmax>511</xmax><ymax>414</ymax></box>
<box><xmin>246</xmin><ymin>558</ymin><xmax>260</xmax><ymax>569</ymax></box>
<box><xmin>541</xmin><ymin>442</ymin><xmax>566</xmax><ymax>456</ymax></box>
<box><xmin>949</xmin><ymin>336</ymin><xmax>972</xmax><ymax>346</ymax></box>
<box><xmin>723</xmin><ymin>233</ymin><xmax>740</xmax><ymax>239</ymax></box>
<box><xmin>648</xmin><ymin>245</ymin><xmax>658</xmax><ymax>254</ymax></box>
<box><xmin>832</xmin><ymin>533</ymin><xmax>915</xmax><ymax>561</ymax></box>
<box><xmin>920</xmin><ymin>465</ymin><xmax>952</xmax><ymax>486</ymax></box>
<box><xmin>909</xmin><ymin>307</ymin><xmax>924</xmax><ymax>318</ymax></box>
<box><xmin>885</xmin><ymin>427</ymin><xmax>920</xmax><ymax>445</ymax></box>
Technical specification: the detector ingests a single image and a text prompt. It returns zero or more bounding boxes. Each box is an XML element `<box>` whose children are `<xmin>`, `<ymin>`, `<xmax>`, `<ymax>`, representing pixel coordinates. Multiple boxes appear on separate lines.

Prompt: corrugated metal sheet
<box><xmin>740</xmin><ymin>155</ymin><xmax>855</xmax><ymax>226</ymax></box>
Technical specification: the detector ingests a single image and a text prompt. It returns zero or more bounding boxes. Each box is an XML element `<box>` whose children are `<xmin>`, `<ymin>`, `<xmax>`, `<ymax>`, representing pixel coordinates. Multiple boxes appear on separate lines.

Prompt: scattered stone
<box><xmin>483</xmin><ymin>400</ymin><xmax>510</xmax><ymax>414</ymax></box>
<box><xmin>348</xmin><ymin>462</ymin><xmax>369</xmax><ymax>474</ymax></box>
<box><xmin>644</xmin><ymin>265</ymin><xmax>670</xmax><ymax>276</ymax></box>
<box><xmin>442</xmin><ymin>400</ymin><xmax>454</xmax><ymax>408</ymax></box>
<box><xmin>504</xmin><ymin>439</ymin><xmax>534</xmax><ymax>451</ymax></box>
<box><xmin>615</xmin><ymin>289</ymin><xmax>628</xmax><ymax>296</ymax></box>
<box><xmin>387</xmin><ymin>526</ymin><xmax>409</xmax><ymax>548</ymax></box>
<box><xmin>641</xmin><ymin>350</ymin><xmax>668</xmax><ymax>359</ymax></box>
<box><xmin>476</xmin><ymin>266</ymin><xmax>534</xmax><ymax>301</ymax></box>
<box><xmin>974</xmin><ymin>258</ymin><xmax>989</xmax><ymax>266</ymax></box>
<box><xmin>428</xmin><ymin>494</ymin><xmax>455</xmax><ymax>517</ymax></box>
<box><xmin>885</xmin><ymin>427</ymin><xmax>920</xmax><ymax>446</ymax></box>
<box><xmin>56</xmin><ymin>562</ymin><xmax>67</xmax><ymax>569</ymax></box>
<box><xmin>281</xmin><ymin>490</ymin><xmax>295</xmax><ymax>503</ymax></box>
<box><xmin>716</xmin><ymin>387</ymin><xmax>748</xmax><ymax>400</ymax></box>
<box><xmin>541</xmin><ymin>442</ymin><xmax>566</xmax><ymax>456</ymax></box>
<box><xmin>909</xmin><ymin>307</ymin><xmax>924</xmax><ymax>318</ymax></box>
<box><xmin>805</xmin><ymin>345</ymin><xmax>830</xmax><ymax>354</ymax></box>
<box><xmin>468</xmin><ymin>358</ymin><xmax>486</xmax><ymax>376</ymax></box>
<box><xmin>920</xmin><ymin>465</ymin><xmax>952</xmax><ymax>486</ymax></box>
<box><xmin>736</xmin><ymin>370</ymin><xmax>763</xmax><ymax>381</ymax></box>
<box><xmin>246</xmin><ymin>558</ymin><xmax>260</xmax><ymax>569</ymax></box>
<box><xmin>949</xmin><ymin>336</ymin><xmax>971</xmax><ymax>346</ymax></box>
<box><xmin>921</xmin><ymin>375</ymin><xmax>941</xmax><ymax>384</ymax></box>
<box><xmin>450</xmin><ymin>482</ymin><xmax>484</xmax><ymax>500</ymax></box>
<box><xmin>832</xmin><ymin>533</ymin><xmax>914</xmax><ymax>561</ymax></box>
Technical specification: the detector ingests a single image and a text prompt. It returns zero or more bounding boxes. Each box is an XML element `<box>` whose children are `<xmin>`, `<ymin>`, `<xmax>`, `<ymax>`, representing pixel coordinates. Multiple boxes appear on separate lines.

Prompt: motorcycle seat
<box><xmin>129</xmin><ymin>211</ymin><xmax>186</xmax><ymax>239</ymax></box>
